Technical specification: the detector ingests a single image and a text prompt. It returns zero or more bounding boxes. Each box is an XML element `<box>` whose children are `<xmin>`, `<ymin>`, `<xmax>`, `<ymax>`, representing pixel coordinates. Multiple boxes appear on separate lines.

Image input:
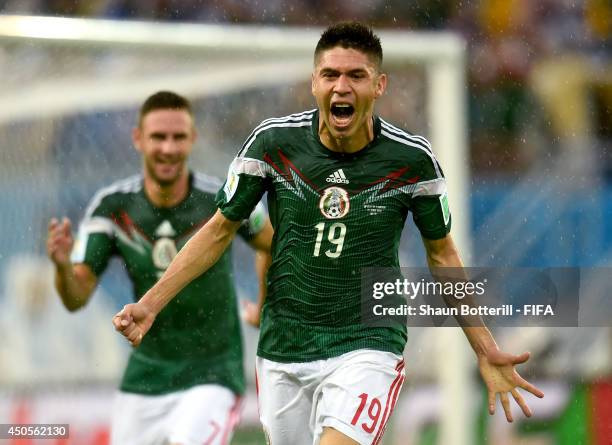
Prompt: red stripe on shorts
<box><xmin>374</xmin><ymin>375</ymin><xmax>406</xmax><ymax>445</ymax></box>
<box><xmin>395</xmin><ymin>359</ymin><xmax>405</xmax><ymax>371</ymax></box>
<box><xmin>219</xmin><ymin>395</ymin><xmax>243</xmax><ymax>445</ymax></box>
<box><xmin>372</xmin><ymin>360</ymin><xmax>405</xmax><ymax>445</ymax></box>
<box><xmin>255</xmin><ymin>366</ymin><xmax>259</xmax><ymax>396</ymax></box>
<box><xmin>203</xmin><ymin>421</ymin><xmax>221</xmax><ymax>445</ymax></box>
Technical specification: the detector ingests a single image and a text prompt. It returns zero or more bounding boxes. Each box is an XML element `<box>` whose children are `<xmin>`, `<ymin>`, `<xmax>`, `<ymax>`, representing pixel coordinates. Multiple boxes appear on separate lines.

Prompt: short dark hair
<box><xmin>314</xmin><ymin>22</ymin><xmax>383</xmax><ymax>69</ymax></box>
<box><xmin>139</xmin><ymin>91</ymin><xmax>193</xmax><ymax>125</ymax></box>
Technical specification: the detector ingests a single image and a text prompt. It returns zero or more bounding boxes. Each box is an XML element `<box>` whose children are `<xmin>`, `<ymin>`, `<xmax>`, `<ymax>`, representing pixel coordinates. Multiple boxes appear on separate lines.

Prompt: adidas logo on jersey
<box><xmin>326</xmin><ymin>169</ymin><xmax>349</xmax><ymax>184</ymax></box>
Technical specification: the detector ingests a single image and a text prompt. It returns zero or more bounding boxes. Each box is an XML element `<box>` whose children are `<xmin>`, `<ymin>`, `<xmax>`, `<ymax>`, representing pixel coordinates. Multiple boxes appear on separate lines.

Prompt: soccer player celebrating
<box><xmin>47</xmin><ymin>91</ymin><xmax>273</xmax><ymax>445</ymax></box>
<box><xmin>113</xmin><ymin>25</ymin><xmax>544</xmax><ymax>445</ymax></box>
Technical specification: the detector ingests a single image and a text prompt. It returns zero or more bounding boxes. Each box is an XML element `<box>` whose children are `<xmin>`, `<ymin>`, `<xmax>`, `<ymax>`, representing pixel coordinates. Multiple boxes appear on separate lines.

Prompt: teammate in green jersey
<box><xmin>47</xmin><ymin>91</ymin><xmax>273</xmax><ymax>445</ymax></box>
<box><xmin>113</xmin><ymin>25</ymin><xmax>544</xmax><ymax>445</ymax></box>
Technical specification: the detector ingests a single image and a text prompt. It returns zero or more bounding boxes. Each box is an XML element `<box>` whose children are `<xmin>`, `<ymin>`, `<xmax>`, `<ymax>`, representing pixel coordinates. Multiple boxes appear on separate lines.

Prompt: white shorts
<box><xmin>111</xmin><ymin>384</ymin><xmax>241</xmax><ymax>445</ymax></box>
<box><xmin>256</xmin><ymin>349</ymin><xmax>405</xmax><ymax>445</ymax></box>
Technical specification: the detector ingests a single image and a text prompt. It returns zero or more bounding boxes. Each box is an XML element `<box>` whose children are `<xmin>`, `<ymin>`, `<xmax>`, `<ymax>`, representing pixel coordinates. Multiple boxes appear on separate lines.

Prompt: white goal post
<box><xmin>0</xmin><ymin>15</ymin><xmax>472</xmax><ymax>445</ymax></box>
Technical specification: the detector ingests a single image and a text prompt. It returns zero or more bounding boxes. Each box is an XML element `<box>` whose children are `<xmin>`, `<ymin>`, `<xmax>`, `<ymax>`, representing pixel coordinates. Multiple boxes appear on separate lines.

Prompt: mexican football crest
<box><xmin>319</xmin><ymin>186</ymin><xmax>350</xmax><ymax>219</ymax></box>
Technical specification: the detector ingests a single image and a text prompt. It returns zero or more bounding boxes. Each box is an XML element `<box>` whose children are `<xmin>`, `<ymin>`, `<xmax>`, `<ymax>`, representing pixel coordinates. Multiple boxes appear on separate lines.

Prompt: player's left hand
<box><xmin>478</xmin><ymin>348</ymin><xmax>544</xmax><ymax>422</ymax></box>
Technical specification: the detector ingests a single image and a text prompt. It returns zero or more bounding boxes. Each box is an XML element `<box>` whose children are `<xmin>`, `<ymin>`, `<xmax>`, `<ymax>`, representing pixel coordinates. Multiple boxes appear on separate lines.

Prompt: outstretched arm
<box><xmin>243</xmin><ymin>219</ymin><xmax>273</xmax><ymax>327</ymax></box>
<box><xmin>113</xmin><ymin>209</ymin><xmax>241</xmax><ymax>345</ymax></box>
<box><xmin>47</xmin><ymin>217</ymin><xmax>98</xmax><ymax>311</ymax></box>
<box><xmin>422</xmin><ymin>234</ymin><xmax>544</xmax><ymax>422</ymax></box>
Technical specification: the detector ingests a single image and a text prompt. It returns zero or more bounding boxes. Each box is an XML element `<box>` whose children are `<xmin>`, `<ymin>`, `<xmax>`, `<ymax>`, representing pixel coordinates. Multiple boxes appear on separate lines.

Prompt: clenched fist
<box><xmin>113</xmin><ymin>302</ymin><xmax>156</xmax><ymax>347</ymax></box>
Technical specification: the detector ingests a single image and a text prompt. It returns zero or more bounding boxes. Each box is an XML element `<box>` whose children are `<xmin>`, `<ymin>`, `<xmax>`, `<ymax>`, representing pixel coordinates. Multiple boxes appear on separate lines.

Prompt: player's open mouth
<box><xmin>330</xmin><ymin>103</ymin><xmax>355</xmax><ymax>128</ymax></box>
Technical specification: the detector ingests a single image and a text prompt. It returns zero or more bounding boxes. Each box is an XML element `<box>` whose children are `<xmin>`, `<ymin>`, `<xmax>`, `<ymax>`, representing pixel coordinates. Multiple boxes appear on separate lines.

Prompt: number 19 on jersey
<box><xmin>313</xmin><ymin>222</ymin><xmax>347</xmax><ymax>258</ymax></box>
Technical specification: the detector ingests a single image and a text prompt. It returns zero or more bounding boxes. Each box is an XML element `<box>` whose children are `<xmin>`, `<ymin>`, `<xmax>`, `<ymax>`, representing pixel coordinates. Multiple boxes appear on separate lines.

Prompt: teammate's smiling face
<box><xmin>132</xmin><ymin>109</ymin><xmax>196</xmax><ymax>186</ymax></box>
<box><xmin>312</xmin><ymin>46</ymin><xmax>386</xmax><ymax>152</ymax></box>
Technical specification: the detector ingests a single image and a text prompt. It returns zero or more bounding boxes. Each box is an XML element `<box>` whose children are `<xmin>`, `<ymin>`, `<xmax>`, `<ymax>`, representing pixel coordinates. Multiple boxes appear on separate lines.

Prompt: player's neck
<box><xmin>143</xmin><ymin>170</ymin><xmax>190</xmax><ymax>208</ymax></box>
<box><xmin>319</xmin><ymin>116</ymin><xmax>374</xmax><ymax>154</ymax></box>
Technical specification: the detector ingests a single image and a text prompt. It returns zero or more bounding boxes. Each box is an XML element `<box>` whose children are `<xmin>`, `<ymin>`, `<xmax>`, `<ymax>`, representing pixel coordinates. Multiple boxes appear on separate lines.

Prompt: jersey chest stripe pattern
<box><xmin>74</xmin><ymin>176</ymin><xmax>142</xmax><ymax>264</ymax></box>
<box><xmin>408</xmin><ymin>134</ymin><xmax>432</xmax><ymax>152</ymax></box>
<box><xmin>80</xmin><ymin>216</ymin><xmax>114</xmax><ymax>235</ymax></box>
<box><xmin>257</xmin><ymin>109</ymin><xmax>316</xmax><ymax>129</ymax></box>
<box><xmin>379</xmin><ymin>119</ymin><xmax>444</xmax><ymax>177</ymax></box>
<box><xmin>71</xmin><ymin>215</ymin><xmax>116</xmax><ymax>263</ymax></box>
<box><xmin>237</xmin><ymin>116</ymin><xmax>314</xmax><ymax>158</ymax></box>
<box><xmin>82</xmin><ymin>175</ymin><xmax>141</xmax><ymax>220</ymax></box>
<box><xmin>73</xmin><ymin>214</ymin><xmax>150</xmax><ymax>263</ymax></box>
<box><xmin>380</xmin><ymin>129</ymin><xmax>442</xmax><ymax>179</ymax></box>
<box><xmin>379</xmin><ymin>119</ymin><xmax>433</xmax><ymax>153</ymax></box>
<box><xmin>240</xmin><ymin>109</ymin><xmax>316</xmax><ymax>148</ymax></box>
<box><xmin>382</xmin><ymin>124</ymin><xmax>433</xmax><ymax>154</ymax></box>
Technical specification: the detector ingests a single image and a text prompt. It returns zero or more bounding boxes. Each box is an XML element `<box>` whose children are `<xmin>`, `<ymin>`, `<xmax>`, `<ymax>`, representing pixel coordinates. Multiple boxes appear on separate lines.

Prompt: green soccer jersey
<box><xmin>72</xmin><ymin>172</ymin><xmax>266</xmax><ymax>395</ymax></box>
<box><xmin>216</xmin><ymin>110</ymin><xmax>451</xmax><ymax>363</ymax></box>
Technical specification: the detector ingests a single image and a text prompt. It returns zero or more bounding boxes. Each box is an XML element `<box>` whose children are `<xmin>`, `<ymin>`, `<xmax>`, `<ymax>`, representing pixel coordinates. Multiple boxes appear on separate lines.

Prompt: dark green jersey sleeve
<box><xmin>410</xmin><ymin>150</ymin><xmax>452</xmax><ymax>240</ymax></box>
<box><xmin>216</xmin><ymin>127</ymin><xmax>269</xmax><ymax>222</ymax></box>
<box><xmin>70</xmin><ymin>211</ymin><xmax>116</xmax><ymax>277</ymax></box>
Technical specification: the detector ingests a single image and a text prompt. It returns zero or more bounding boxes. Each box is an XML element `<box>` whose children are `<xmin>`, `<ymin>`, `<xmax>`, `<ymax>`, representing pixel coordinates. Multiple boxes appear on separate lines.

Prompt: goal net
<box><xmin>0</xmin><ymin>15</ymin><xmax>470</xmax><ymax>444</ymax></box>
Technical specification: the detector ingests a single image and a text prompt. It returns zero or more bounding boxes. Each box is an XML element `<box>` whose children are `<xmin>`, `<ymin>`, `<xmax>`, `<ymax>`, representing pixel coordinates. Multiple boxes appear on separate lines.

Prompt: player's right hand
<box><xmin>112</xmin><ymin>302</ymin><xmax>156</xmax><ymax>347</ymax></box>
<box><xmin>47</xmin><ymin>217</ymin><xmax>74</xmax><ymax>266</ymax></box>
